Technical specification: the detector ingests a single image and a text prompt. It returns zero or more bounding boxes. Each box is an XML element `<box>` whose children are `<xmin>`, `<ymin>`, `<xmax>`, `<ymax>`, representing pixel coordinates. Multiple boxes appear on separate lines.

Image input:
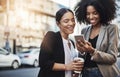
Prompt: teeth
<box><xmin>90</xmin><ymin>20</ymin><xmax>95</xmax><ymax>22</ymax></box>
<box><xmin>91</xmin><ymin>20</ymin><xmax>95</xmax><ymax>22</ymax></box>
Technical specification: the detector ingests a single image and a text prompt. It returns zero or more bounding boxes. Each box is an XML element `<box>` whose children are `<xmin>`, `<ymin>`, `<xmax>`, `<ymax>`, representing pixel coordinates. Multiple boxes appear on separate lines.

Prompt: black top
<box><xmin>84</xmin><ymin>35</ymin><xmax>98</xmax><ymax>68</ymax></box>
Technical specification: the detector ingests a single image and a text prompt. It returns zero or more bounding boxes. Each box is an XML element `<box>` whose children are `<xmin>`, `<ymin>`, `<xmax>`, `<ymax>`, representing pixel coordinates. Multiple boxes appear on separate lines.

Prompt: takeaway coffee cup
<box><xmin>73</xmin><ymin>57</ymin><xmax>84</xmax><ymax>73</ymax></box>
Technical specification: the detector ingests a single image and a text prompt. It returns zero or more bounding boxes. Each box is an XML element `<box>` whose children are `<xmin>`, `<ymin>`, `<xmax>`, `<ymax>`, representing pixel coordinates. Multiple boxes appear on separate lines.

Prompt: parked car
<box><xmin>0</xmin><ymin>47</ymin><xmax>21</xmax><ymax>69</ymax></box>
<box><xmin>17</xmin><ymin>48</ymin><xmax>40</xmax><ymax>67</ymax></box>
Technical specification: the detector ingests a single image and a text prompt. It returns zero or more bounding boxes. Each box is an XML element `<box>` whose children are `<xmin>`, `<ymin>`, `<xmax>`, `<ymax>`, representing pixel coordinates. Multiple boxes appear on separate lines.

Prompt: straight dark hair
<box><xmin>56</xmin><ymin>8</ymin><xmax>74</xmax><ymax>23</ymax></box>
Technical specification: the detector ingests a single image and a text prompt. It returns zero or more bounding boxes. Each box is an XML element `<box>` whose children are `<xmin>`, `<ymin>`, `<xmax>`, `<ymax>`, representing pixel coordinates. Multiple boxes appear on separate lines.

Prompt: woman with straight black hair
<box><xmin>38</xmin><ymin>8</ymin><xmax>84</xmax><ymax>77</ymax></box>
<box><xmin>74</xmin><ymin>0</ymin><xmax>120</xmax><ymax>77</ymax></box>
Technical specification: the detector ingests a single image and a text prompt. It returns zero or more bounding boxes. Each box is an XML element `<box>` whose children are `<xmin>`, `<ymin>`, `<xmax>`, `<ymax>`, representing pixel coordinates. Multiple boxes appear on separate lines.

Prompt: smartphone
<box><xmin>74</xmin><ymin>34</ymin><xmax>85</xmax><ymax>43</ymax></box>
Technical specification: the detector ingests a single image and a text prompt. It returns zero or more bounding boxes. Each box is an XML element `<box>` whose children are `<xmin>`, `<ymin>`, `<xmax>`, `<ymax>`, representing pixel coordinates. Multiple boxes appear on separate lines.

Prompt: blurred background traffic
<box><xmin>0</xmin><ymin>0</ymin><xmax>120</xmax><ymax>70</ymax></box>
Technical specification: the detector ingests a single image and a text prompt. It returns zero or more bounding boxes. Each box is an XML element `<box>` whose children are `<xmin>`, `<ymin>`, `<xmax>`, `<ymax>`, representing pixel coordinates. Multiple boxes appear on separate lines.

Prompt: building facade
<box><xmin>0</xmin><ymin>0</ymin><xmax>63</xmax><ymax>53</ymax></box>
<box><xmin>0</xmin><ymin>0</ymin><xmax>119</xmax><ymax>53</ymax></box>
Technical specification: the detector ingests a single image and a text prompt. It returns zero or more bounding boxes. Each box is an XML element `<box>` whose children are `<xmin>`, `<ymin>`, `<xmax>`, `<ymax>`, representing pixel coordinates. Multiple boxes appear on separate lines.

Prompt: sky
<box><xmin>50</xmin><ymin>0</ymin><xmax>78</xmax><ymax>9</ymax></box>
<box><xmin>50</xmin><ymin>0</ymin><xmax>70</xmax><ymax>7</ymax></box>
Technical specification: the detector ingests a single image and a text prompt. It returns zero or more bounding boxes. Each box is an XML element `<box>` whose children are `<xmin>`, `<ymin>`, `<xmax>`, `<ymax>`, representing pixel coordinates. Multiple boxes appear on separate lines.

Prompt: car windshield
<box><xmin>20</xmin><ymin>50</ymin><xmax>31</xmax><ymax>53</ymax></box>
<box><xmin>0</xmin><ymin>48</ymin><xmax>9</xmax><ymax>55</ymax></box>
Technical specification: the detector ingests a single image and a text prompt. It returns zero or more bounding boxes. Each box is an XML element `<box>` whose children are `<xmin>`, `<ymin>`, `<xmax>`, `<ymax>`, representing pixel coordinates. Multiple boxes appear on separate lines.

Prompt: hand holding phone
<box><xmin>74</xmin><ymin>35</ymin><xmax>85</xmax><ymax>43</ymax></box>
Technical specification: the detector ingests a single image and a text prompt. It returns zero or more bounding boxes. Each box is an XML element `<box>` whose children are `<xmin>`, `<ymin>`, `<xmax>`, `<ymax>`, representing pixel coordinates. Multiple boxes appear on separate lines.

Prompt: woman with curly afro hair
<box><xmin>74</xmin><ymin>0</ymin><xmax>120</xmax><ymax>77</ymax></box>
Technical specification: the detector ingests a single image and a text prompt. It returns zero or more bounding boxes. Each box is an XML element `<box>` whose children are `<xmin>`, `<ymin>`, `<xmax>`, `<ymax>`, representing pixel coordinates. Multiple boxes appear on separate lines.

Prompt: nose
<box><xmin>89</xmin><ymin>14</ymin><xmax>94</xmax><ymax>19</ymax></box>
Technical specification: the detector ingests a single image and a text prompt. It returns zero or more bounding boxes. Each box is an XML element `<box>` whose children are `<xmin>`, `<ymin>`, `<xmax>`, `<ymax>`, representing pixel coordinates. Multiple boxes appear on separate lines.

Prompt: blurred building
<box><xmin>0</xmin><ymin>0</ymin><xmax>119</xmax><ymax>53</ymax></box>
<box><xmin>0</xmin><ymin>0</ymin><xmax>66</xmax><ymax>53</ymax></box>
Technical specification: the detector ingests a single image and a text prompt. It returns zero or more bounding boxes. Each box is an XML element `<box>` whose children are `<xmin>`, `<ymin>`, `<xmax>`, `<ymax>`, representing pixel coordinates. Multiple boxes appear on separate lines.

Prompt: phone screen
<box><xmin>74</xmin><ymin>35</ymin><xmax>85</xmax><ymax>42</ymax></box>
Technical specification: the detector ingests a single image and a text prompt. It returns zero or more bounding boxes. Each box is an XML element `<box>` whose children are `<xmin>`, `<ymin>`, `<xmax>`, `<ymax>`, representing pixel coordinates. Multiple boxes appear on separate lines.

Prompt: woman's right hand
<box><xmin>65</xmin><ymin>60</ymin><xmax>84</xmax><ymax>71</ymax></box>
<box><xmin>76</xmin><ymin>40</ymin><xmax>86</xmax><ymax>53</ymax></box>
<box><xmin>76</xmin><ymin>40</ymin><xmax>95</xmax><ymax>54</ymax></box>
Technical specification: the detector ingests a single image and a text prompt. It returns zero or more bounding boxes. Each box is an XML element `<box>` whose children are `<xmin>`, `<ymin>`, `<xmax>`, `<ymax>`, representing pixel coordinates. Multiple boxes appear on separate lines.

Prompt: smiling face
<box><xmin>57</xmin><ymin>11</ymin><xmax>75</xmax><ymax>39</ymax></box>
<box><xmin>86</xmin><ymin>5</ymin><xmax>100</xmax><ymax>27</ymax></box>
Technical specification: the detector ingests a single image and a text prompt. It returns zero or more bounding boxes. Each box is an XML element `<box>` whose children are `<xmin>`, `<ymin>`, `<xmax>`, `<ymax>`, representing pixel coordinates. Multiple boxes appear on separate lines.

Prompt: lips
<box><xmin>90</xmin><ymin>19</ymin><xmax>96</xmax><ymax>24</ymax></box>
<box><xmin>90</xmin><ymin>20</ymin><xmax>95</xmax><ymax>23</ymax></box>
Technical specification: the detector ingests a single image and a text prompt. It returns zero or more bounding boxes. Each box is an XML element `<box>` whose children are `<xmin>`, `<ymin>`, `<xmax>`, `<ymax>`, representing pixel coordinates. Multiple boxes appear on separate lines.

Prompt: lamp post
<box><xmin>4</xmin><ymin>25</ymin><xmax>10</xmax><ymax>52</ymax></box>
<box><xmin>4</xmin><ymin>0</ymin><xmax>11</xmax><ymax>52</ymax></box>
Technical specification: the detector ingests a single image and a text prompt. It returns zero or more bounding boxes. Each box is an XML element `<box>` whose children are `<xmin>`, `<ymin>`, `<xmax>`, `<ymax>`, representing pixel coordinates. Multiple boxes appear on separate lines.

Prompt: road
<box><xmin>0</xmin><ymin>58</ymin><xmax>120</xmax><ymax>77</ymax></box>
<box><xmin>0</xmin><ymin>67</ymin><xmax>40</xmax><ymax>77</ymax></box>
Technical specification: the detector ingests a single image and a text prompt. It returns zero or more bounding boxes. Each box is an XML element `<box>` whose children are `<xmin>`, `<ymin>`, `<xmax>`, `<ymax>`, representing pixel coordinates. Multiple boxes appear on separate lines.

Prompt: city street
<box><xmin>0</xmin><ymin>57</ymin><xmax>120</xmax><ymax>77</ymax></box>
<box><xmin>0</xmin><ymin>67</ymin><xmax>40</xmax><ymax>77</ymax></box>
<box><xmin>0</xmin><ymin>0</ymin><xmax>120</xmax><ymax>77</ymax></box>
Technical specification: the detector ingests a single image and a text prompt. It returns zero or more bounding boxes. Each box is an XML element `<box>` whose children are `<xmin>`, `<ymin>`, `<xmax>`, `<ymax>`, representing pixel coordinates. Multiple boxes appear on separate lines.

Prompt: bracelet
<box><xmin>90</xmin><ymin>49</ymin><xmax>97</xmax><ymax>56</ymax></box>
